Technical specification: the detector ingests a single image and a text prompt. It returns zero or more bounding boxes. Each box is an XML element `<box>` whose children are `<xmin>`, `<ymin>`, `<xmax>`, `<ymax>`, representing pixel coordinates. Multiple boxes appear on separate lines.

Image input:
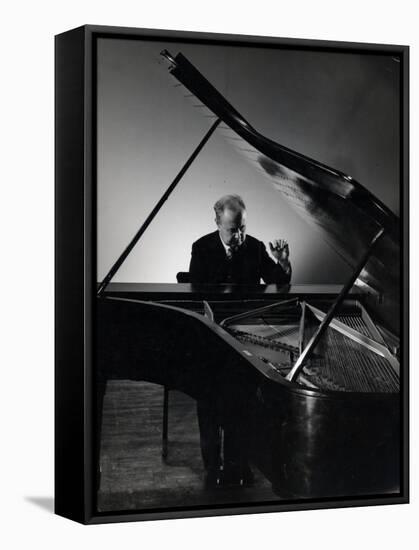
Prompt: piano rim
<box><xmin>98</xmin><ymin>295</ymin><xmax>400</xmax><ymax>401</ymax></box>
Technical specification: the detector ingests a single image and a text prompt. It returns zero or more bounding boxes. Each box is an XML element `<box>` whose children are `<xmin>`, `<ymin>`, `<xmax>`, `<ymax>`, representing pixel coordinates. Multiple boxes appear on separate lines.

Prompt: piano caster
<box><xmin>204</xmin><ymin>465</ymin><xmax>254</xmax><ymax>490</ymax></box>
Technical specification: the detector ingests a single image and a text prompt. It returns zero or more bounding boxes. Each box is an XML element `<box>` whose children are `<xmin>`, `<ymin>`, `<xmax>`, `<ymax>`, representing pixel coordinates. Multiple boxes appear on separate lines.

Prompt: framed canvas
<box><xmin>55</xmin><ymin>25</ymin><xmax>409</xmax><ymax>524</ymax></box>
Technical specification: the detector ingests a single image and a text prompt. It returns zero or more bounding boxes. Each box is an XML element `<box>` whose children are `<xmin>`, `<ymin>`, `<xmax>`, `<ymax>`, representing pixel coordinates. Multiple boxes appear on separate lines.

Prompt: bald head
<box><xmin>214</xmin><ymin>194</ymin><xmax>247</xmax><ymax>250</ymax></box>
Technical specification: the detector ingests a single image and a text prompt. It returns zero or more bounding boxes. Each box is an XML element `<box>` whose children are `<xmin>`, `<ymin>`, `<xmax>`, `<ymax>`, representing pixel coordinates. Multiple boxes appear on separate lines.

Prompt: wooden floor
<box><xmin>97</xmin><ymin>380</ymin><xmax>280</xmax><ymax>512</ymax></box>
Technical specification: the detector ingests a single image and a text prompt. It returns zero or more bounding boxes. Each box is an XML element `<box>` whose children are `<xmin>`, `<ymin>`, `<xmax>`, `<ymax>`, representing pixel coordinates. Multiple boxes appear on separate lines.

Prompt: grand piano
<box><xmin>96</xmin><ymin>51</ymin><xmax>401</xmax><ymax>500</ymax></box>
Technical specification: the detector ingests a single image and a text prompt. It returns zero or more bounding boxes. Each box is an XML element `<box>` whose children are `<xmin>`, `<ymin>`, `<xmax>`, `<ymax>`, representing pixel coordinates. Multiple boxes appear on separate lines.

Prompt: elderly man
<box><xmin>189</xmin><ymin>195</ymin><xmax>291</xmax><ymax>488</ymax></box>
<box><xmin>189</xmin><ymin>194</ymin><xmax>291</xmax><ymax>284</ymax></box>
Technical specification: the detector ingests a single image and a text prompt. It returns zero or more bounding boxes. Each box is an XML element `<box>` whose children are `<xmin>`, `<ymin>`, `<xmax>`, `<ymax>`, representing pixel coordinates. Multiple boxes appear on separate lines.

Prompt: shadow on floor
<box><xmin>25</xmin><ymin>496</ymin><xmax>54</xmax><ymax>514</ymax></box>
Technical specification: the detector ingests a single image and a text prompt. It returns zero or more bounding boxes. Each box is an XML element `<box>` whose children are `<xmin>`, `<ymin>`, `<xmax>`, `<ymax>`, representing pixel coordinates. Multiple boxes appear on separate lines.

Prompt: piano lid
<box><xmin>161</xmin><ymin>50</ymin><xmax>400</xmax><ymax>298</ymax></box>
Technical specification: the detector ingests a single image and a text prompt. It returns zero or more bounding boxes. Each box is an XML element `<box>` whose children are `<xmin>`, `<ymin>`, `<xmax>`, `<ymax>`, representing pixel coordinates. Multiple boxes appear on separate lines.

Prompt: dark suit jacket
<box><xmin>189</xmin><ymin>231</ymin><xmax>291</xmax><ymax>285</ymax></box>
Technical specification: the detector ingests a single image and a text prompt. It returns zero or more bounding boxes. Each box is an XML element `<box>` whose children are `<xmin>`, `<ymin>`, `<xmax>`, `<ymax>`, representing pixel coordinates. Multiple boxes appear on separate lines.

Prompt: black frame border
<box><xmin>55</xmin><ymin>24</ymin><xmax>409</xmax><ymax>524</ymax></box>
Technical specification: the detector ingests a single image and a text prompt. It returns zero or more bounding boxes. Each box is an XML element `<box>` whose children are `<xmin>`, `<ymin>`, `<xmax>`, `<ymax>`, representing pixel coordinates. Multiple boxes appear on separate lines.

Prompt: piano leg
<box><xmin>197</xmin><ymin>399</ymin><xmax>222</xmax><ymax>477</ymax></box>
<box><xmin>197</xmin><ymin>395</ymin><xmax>254</xmax><ymax>488</ymax></box>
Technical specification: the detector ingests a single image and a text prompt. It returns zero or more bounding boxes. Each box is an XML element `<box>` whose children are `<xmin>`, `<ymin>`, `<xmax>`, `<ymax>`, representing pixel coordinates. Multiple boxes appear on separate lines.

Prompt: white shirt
<box><xmin>219</xmin><ymin>234</ymin><xmax>234</xmax><ymax>259</ymax></box>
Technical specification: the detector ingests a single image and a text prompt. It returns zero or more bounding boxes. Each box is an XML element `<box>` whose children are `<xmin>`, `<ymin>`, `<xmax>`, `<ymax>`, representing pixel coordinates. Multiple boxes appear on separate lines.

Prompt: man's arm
<box><xmin>189</xmin><ymin>242</ymin><xmax>206</xmax><ymax>284</ymax></box>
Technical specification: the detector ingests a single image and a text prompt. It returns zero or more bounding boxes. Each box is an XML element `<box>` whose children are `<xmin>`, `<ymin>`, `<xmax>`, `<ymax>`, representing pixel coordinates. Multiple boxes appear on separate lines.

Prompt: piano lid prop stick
<box><xmin>97</xmin><ymin>117</ymin><xmax>221</xmax><ymax>296</ymax></box>
<box><xmin>298</xmin><ymin>301</ymin><xmax>306</xmax><ymax>356</ymax></box>
<box><xmin>287</xmin><ymin>227</ymin><xmax>385</xmax><ymax>383</ymax></box>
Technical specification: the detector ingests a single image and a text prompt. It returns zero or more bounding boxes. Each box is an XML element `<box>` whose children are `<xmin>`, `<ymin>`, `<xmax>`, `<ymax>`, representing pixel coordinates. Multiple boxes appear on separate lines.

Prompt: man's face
<box><xmin>217</xmin><ymin>208</ymin><xmax>247</xmax><ymax>250</ymax></box>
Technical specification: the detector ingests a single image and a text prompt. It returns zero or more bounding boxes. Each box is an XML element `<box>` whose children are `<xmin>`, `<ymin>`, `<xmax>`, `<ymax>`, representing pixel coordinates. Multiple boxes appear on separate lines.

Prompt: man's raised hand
<box><xmin>269</xmin><ymin>239</ymin><xmax>289</xmax><ymax>262</ymax></box>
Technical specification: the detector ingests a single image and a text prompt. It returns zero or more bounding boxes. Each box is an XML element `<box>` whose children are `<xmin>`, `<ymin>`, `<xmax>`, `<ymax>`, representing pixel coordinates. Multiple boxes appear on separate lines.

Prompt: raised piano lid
<box><xmin>161</xmin><ymin>50</ymin><xmax>400</xmax><ymax>305</ymax></box>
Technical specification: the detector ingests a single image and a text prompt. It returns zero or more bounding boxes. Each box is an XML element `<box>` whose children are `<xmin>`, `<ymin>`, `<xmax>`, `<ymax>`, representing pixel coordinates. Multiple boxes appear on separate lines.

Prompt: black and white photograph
<box><xmin>4</xmin><ymin>0</ymin><xmax>418</xmax><ymax>546</ymax></box>
<box><xmin>85</xmin><ymin>29</ymin><xmax>407</xmax><ymax>517</ymax></box>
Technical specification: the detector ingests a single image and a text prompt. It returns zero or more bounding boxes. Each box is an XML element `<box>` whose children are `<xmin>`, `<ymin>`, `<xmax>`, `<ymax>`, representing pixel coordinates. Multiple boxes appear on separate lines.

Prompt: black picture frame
<box><xmin>55</xmin><ymin>24</ymin><xmax>409</xmax><ymax>524</ymax></box>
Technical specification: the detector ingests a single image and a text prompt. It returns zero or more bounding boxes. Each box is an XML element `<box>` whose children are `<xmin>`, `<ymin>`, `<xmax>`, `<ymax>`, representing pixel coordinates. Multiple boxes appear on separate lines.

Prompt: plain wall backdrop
<box><xmin>1</xmin><ymin>1</ymin><xmax>417</xmax><ymax>549</ymax></box>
